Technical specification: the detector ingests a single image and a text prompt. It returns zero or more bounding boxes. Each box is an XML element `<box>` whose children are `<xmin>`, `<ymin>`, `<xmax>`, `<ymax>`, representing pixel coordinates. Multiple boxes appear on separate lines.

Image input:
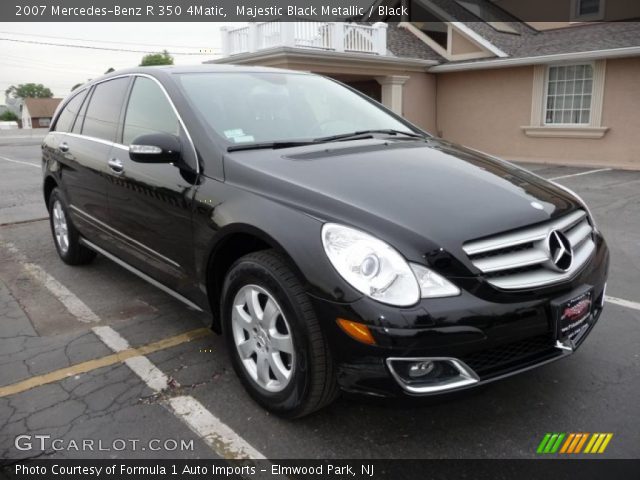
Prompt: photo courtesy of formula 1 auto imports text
<box><xmin>0</xmin><ymin>1</ymin><xmax>639</xmax><ymax>479</ymax></box>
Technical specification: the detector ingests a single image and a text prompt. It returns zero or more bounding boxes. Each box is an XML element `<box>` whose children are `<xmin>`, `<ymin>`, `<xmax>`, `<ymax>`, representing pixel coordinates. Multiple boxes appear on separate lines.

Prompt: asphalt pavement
<box><xmin>0</xmin><ymin>144</ymin><xmax>638</xmax><ymax>460</ymax></box>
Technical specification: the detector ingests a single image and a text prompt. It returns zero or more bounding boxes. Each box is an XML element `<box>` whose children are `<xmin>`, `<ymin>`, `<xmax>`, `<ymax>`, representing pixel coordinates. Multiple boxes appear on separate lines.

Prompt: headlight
<box><xmin>410</xmin><ymin>263</ymin><xmax>460</xmax><ymax>298</ymax></box>
<box><xmin>321</xmin><ymin>224</ymin><xmax>459</xmax><ymax>306</ymax></box>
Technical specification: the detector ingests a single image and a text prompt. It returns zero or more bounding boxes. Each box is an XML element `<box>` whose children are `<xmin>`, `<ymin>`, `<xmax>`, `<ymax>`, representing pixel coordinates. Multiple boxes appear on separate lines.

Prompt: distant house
<box><xmin>4</xmin><ymin>96</ymin><xmax>23</xmax><ymax>117</ymax></box>
<box><xmin>212</xmin><ymin>0</ymin><xmax>640</xmax><ymax>169</ymax></box>
<box><xmin>21</xmin><ymin>98</ymin><xmax>62</xmax><ymax>129</ymax></box>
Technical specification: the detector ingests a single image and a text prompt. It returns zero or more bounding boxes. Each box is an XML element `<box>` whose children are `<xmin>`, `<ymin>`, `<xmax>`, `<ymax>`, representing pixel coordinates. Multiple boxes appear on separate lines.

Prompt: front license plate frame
<box><xmin>551</xmin><ymin>286</ymin><xmax>593</xmax><ymax>345</ymax></box>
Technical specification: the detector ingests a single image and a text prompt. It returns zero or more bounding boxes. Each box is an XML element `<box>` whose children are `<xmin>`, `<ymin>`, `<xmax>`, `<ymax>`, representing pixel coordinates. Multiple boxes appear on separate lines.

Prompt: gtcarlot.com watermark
<box><xmin>15</xmin><ymin>434</ymin><xmax>194</xmax><ymax>452</ymax></box>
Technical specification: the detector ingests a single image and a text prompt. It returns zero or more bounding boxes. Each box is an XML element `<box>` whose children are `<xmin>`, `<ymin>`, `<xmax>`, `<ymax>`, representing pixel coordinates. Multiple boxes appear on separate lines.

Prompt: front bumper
<box><xmin>310</xmin><ymin>236</ymin><xmax>609</xmax><ymax>398</ymax></box>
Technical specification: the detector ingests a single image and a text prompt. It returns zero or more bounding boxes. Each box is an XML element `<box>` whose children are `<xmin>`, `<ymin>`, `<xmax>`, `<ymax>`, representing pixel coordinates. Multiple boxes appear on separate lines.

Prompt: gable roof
<box><xmin>23</xmin><ymin>98</ymin><xmax>62</xmax><ymax>118</ymax></box>
<box><xmin>386</xmin><ymin>23</ymin><xmax>445</xmax><ymax>61</ymax></box>
<box><xmin>488</xmin><ymin>22</ymin><xmax>640</xmax><ymax>59</ymax></box>
<box><xmin>389</xmin><ymin>0</ymin><xmax>640</xmax><ymax>70</ymax></box>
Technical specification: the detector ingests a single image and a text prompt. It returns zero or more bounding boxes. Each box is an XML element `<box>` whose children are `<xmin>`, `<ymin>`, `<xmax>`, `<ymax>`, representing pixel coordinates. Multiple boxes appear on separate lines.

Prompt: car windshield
<box><xmin>176</xmin><ymin>72</ymin><xmax>418</xmax><ymax>145</ymax></box>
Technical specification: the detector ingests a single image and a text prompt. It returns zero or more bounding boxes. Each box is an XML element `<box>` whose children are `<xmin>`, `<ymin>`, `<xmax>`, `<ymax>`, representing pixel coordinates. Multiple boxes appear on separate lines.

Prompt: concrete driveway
<box><xmin>0</xmin><ymin>144</ymin><xmax>638</xmax><ymax>461</ymax></box>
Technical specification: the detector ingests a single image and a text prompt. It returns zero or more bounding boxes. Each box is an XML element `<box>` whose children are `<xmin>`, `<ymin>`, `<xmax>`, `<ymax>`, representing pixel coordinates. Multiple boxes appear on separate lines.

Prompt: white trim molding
<box><xmin>429</xmin><ymin>46</ymin><xmax>640</xmax><ymax>72</ymax></box>
<box><xmin>399</xmin><ymin>21</ymin><xmax>502</xmax><ymax>62</ymax></box>
<box><xmin>521</xmin><ymin>126</ymin><xmax>609</xmax><ymax>139</ymax></box>
<box><xmin>399</xmin><ymin>21</ymin><xmax>450</xmax><ymax>59</ymax></box>
<box><xmin>451</xmin><ymin>22</ymin><xmax>508</xmax><ymax>58</ymax></box>
<box><xmin>212</xmin><ymin>46</ymin><xmax>438</xmax><ymax>72</ymax></box>
<box><xmin>522</xmin><ymin>59</ymin><xmax>608</xmax><ymax>139</ymax></box>
<box><xmin>410</xmin><ymin>0</ymin><xmax>507</xmax><ymax>58</ymax></box>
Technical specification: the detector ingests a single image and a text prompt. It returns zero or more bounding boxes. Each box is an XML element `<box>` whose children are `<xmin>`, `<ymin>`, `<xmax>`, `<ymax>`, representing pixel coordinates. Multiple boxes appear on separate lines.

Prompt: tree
<box><xmin>5</xmin><ymin>83</ymin><xmax>53</xmax><ymax>99</ymax></box>
<box><xmin>139</xmin><ymin>50</ymin><xmax>174</xmax><ymax>67</ymax></box>
<box><xmin>0</xmin><ymin>111</ymin><xmax>19</xmax><ymax>121</ymax></box>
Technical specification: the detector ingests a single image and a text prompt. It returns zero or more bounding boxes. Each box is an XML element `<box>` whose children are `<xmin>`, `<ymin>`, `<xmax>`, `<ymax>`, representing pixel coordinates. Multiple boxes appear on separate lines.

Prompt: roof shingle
<box><xmin>387</xmin><ymin>0</ymin><xmax>640</xmax><ymax>66</ymax></box>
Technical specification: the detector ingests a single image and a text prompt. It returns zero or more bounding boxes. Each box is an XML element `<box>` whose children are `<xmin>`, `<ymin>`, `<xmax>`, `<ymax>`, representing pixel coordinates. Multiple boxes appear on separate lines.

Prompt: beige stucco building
<box><xmin>212</xmin><ymin>1</ymin><xmax>640</xmax><ymax>169</ymax></box>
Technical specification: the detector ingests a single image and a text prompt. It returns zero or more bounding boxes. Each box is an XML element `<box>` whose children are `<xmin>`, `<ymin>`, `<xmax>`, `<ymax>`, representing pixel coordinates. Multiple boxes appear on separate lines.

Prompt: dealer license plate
<box><xmin>552</xmin><ymin>287</ymin><xmax>593</xmax><ymax>343</ymax></box>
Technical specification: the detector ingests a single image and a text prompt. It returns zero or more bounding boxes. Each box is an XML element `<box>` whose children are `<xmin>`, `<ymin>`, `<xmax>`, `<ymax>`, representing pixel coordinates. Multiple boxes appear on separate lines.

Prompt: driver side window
<box><xmin>122</xmin><ymin>77</ymin><xmax>179</xmax><ymax>145</ymax></box>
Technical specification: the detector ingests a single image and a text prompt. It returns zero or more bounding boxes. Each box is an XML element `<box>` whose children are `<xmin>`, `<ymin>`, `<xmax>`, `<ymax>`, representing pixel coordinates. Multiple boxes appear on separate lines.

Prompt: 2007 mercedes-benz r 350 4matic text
<box><xmin>42</xmin><ymin>66</ymin><xmax>609</xmax><ymax>417</ymax></box>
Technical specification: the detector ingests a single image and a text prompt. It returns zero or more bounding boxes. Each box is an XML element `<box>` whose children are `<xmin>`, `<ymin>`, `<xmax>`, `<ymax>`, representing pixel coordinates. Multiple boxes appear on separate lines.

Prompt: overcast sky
<box><xmin>0</xmin><ymin>22</ymin><xmax>238</xmax><ymax>100</ymax></box>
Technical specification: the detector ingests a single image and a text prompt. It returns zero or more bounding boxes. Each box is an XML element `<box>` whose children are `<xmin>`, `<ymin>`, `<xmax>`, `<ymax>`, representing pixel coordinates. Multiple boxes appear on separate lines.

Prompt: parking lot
<box><xmin>0</xmin><ymin>142</ymin><xmax>638</xmax><ymax>460</ymax></box>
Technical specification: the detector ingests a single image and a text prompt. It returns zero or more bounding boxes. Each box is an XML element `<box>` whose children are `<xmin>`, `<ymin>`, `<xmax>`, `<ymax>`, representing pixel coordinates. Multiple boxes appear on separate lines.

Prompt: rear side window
<box><xmin>122</xmin><ymin>77</ymin><xmax>179</xmax><ymax>145</ymax></box>
<box><xmin>54</xmin><ymin>90</ymin><xmax>87</xmax><ymax>133</ymax></box>
<box><xmin>82</xmin><ymin>77</ymin><xmax>129</xmax><ymax>142</ymax></box>
<box><xmin>71</xmin><ymin>89</ymin><xmax>91</xmax><ymax>134</ymax></box>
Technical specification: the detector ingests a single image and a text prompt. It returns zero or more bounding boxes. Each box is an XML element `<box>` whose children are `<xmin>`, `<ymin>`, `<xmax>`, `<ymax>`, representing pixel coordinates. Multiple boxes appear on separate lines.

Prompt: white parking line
<box><xmin>606</xmin><ymin>296</ymin><xmax>640</xmax><ymax>312</ymax></box>
<box><xmin>169</xmin><ymin>396</ymin><xmax>266</xmax><ymax>460</ymax></box>
<box><xmin>549</xmin><ymin>168</ymin><xmax>612</xmax><ymax>181</ymax></box>
<box><xmin>95</xmin><ymin>325</ymin><xmax>265</xmax><ymax>459</ymax></box>
<box><xmin>1</xmin><ymin>239</ymin><xmax>266</xmax><ymax>459</ymax></box>
<box><xmin>23</xmin><ymin>262</ymin><xmax>101</xmax><ymax>323</ymax></box>
<box><xmin>92</xmin><ymin>325</ymin><xmax>172</xmax><ymax>392</ymax></box>
<box><xmin>0</xmin><ymin>154</ymin><xmax>39</xmax><ymax>168</ymax></box>
<box><xmin>3</xmin><ymin>241</ymin><xmax>99</xmax><ymax>323</ymax></box>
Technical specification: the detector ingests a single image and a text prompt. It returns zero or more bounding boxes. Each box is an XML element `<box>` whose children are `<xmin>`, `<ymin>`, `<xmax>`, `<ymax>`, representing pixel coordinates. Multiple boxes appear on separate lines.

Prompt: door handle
<box><xmin>58</xmin><ymin>142</ymin><xmax>69</xmax><ymax>153</ymax></box>
<box><xmin>108</xmin><ymin>158</ymin><xmax>124</xmax><ymax>174</ymax></box>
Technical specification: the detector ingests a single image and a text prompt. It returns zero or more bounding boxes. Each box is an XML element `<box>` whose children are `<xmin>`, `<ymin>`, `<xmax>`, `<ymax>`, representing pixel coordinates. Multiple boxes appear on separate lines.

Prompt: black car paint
<box><xmin>42</xmin><ymin>66</ymin><xmax>609</xmax><ymax>398</ymax></box>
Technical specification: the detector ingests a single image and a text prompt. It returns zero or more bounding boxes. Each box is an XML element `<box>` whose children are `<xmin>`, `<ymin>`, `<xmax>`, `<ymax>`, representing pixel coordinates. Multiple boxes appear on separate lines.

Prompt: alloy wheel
<box><xmin>52</xmin><ymin>200</ymin><xmax>69</xmax><ymax>254</ymax></box>
<box><xmin>231</xmin><ymin>284</ymin><xmax>295</xmax><ymax>393</ymax></box>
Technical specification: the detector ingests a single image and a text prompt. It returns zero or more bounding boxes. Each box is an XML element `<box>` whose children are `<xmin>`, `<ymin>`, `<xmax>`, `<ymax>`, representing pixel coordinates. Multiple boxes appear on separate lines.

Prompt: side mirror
<box><xmin>129</xmin><ymin>133</ymin><xmax>181</xmax><ymax>164</ymax></box>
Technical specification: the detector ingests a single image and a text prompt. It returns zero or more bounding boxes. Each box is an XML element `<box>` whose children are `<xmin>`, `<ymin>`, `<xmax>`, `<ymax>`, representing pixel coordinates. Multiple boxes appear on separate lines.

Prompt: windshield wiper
<box><xmin>313</xmin><ymin>129</ymin><xmax>427</xmax><ymax>143</ymax></box>
<box><xmin>227</xmin><ymin>129</ymin><xmax>428</xmax><ymax>152</ymax></box>
<box><xmin>227</xmin><ymin>140</ymin><xmax>319</xmax><ymax>152</ymax></box>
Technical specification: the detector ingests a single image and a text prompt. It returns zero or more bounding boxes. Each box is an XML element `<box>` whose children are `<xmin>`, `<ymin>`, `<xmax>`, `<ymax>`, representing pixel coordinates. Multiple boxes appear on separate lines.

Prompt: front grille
<box><xmin>461</xmin><ymin>335</ymin><xmax>559</xmax><ymax>378</ymax></box>
<box><xmin>462</xmin><ymin>210</ymin><xmax>595</xmax><ymax>289</ymax></box>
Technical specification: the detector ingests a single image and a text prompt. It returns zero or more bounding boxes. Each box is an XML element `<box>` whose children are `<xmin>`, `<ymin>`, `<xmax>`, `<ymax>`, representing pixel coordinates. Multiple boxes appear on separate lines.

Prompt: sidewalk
<box><xmin>0</xmin><ymin>128</ymin><xmax>47</xmax><ymax>146</ymax></box>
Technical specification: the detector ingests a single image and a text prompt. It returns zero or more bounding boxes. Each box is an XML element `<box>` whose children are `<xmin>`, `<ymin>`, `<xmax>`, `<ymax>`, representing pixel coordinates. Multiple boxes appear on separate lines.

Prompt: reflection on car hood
<box><xmin>223</xmin><ymin>138</ymin><xmax>580</xmax><ymax>258</ymax></box>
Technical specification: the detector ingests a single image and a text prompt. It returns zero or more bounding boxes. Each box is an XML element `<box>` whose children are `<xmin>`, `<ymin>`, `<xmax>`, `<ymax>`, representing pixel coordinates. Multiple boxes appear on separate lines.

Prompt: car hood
<box><xmin>223</xmin><ymin>138</ymin><xmax>580</xmax><ymax>267</ymax></box>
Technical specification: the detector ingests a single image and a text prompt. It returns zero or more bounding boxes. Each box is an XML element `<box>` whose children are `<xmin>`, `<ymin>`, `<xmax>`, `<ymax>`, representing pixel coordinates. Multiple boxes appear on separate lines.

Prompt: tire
<box><xmin>221</xmin><ymin>249</ymin><xmax>338</xmax><ymax>418</ymax></box>
<box><xmin>48</xmin><ymin>188</ymin><xmax>96</xmax><ymax>265</ymax></box>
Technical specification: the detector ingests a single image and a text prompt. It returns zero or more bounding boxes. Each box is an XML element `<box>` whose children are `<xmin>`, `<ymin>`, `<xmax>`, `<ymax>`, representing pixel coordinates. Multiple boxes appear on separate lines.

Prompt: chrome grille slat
<box><xmin>462</xmin><ymin>210</ymin><xmax>586</xmax><ymax>256</ymax></box>
<box><xmin>566</xmin><ymin>220</ymin><xmax>592</xmax><ymax>247</ymax></box>
<box><xmin>462</xmin><ymin>210</ymin><xmax>595</xmax><ymax>290</ymax></box>
<box><xmin>473</xmin><ymin>248</ymin><xmax>549</xmax><ymax>273</ymax></box>
<box><xmin>488</xmin><ymin>239</ymin><xmax>595</xmax><ymax>289</ymax></box>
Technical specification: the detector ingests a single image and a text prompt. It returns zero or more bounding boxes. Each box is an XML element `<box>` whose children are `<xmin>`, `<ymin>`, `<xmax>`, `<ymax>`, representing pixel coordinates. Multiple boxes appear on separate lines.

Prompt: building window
<box><xmin>38</xmin><ymin>118</ymin><xmax>51</xmax><ymax>127</ymax></box>
<box><xmin>455</xmin><ymin>1</ymin><xmax>519</xmax><ymax>34</ymax></box>
<box><xmin>411</xmin><ymin>3</ymin><xmax>449</xmax><ymax>50</ymax></box>
<box><xmin>578</xmin><ymin>0</ymin><xmax>600</xmax><ymax>16</ymax></box>
<box><xmin>545</xmin><ymin>64</ymin><xmax>593</xmax><ymax>125</ymax></box>
<box><xmin>523</xmin><ymin>60</ymin><xmax>607</xmax><ymax>138</ymax></box>
<box><xmin>413</xmin><ymin>21</ymin><xmax>448</xmax><ymax>49</ymax></box>
<box><xmin>572</xmin><ymin>0</ymin><xmax>604</xmax><ymax>20</ymax></box>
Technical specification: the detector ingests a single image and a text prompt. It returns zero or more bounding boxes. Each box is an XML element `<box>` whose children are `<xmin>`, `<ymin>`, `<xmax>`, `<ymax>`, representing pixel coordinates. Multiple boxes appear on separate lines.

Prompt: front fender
<box><xmin>192</xmin><ymin>176</ymin><xmax>363</xmax><ymax>306</ymax></box>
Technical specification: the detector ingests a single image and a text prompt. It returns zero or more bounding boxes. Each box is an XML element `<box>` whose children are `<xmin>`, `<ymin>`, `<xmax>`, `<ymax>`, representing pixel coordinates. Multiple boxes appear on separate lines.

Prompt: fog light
<box><xmin>408</xmin><ymin>361</ymin><xmax>435</xmax><ymax>378</ymax></box>
<box><xmin>386</xmin><ymin>357</ymin><xmax>480</xmax><ymax>394</ymax></box>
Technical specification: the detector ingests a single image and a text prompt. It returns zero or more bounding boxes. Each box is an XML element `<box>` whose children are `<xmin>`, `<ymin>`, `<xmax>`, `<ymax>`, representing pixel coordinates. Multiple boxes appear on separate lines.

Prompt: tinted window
<box><xmin>71</xmin><ymin>89</ymin><xmax>90</xmax><ymax>134</ymax></box>
<box><xmin>54</xmin><ymin>90</ymin><xmax>87</xmax><ymax>133</ymax></box>
<box><xmin>82</xmin><ymin>77</ymin><xmax>129</xmax><ymax>142</ymax></box>
<box><xmin>123</xmin><ymin>77</ymin><xmax>179</xmax><ymax>145</ymax></box>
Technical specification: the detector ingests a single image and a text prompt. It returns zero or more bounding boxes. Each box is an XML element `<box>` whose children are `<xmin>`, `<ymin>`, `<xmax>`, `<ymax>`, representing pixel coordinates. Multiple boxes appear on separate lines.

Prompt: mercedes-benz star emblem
<box><xmin>547</xmin><ymin>230</ymin><xmax>573</xmax><ymax>272</ymax></box>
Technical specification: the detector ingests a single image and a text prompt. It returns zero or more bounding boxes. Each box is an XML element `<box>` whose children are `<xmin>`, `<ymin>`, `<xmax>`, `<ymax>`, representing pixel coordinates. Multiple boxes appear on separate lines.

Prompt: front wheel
<box><xmin>221</xmin><ymin>250</ymin><xmax>338</xmax><ymax>418</ymax></box>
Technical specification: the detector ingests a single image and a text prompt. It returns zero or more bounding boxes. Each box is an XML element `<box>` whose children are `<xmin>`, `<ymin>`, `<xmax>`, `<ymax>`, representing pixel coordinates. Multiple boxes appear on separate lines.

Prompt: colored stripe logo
<box><xmin>537</xmin><ymin>433</ymin><xmax>613</xmax><ymax>454</ymax></box>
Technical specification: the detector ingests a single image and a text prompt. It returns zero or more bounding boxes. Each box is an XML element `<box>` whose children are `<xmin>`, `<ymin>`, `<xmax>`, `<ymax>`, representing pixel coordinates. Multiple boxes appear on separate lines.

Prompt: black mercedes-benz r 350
<box><xmin>42</xmin><ymin>65</ymin><xmax>609</xmax><ymax>417</ymax></box>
